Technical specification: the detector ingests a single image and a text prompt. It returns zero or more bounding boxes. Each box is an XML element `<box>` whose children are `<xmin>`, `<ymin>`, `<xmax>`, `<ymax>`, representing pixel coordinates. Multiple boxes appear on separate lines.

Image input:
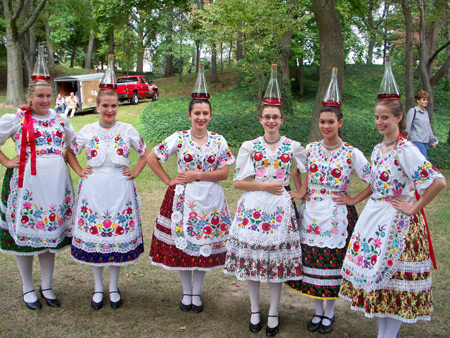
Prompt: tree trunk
<box><xmin>5</xmin><ymin>30</ymin><xmax>27</xmax><ymax>106</ymax></box>
<box><xmin>220</xmin><ymin>42</ymin><xmax>224</xmax><ymax>74</ymax></box>
<box><xmin>211</xmin><ymin>43</ymin><xmax>219</xmax><ymax>83</ymax></box>
<box><xmin>228</xmin><ymin>40</ymin><xmax>232</xmax><ymax>65</ymax></box>
<box><xmin>70</xmin><ymin>42</ymin><xmax>77</xmax><ymax>68</ymax></box>
<box><xmin>196</xmin><ymin>41</ymin><xmax>200</xmax><ymax>73</ymax></box>
<box><xmin>179</xmin><ymin>57</ymin><xmax>183</xmax><ymax>82</ymax></box>
<box><xmin>278</xmin><ymin>23</ymin><xmax>293</xmax><ymax>113</ymax></box>
<box><xmin>164</xmin><ymin>18</ymin><xmax>174</xmax><ymax>77</ymax></box>
<box><xmin>367</xmin><ymin>36</ymin><xmax>376</xmax><ymax>64</ymax></box>
<box><xmin>44</xmin><ymin>19</ymin><xmax>55</xmax><ymax>66</ymax></box>
<box><xmin>135</xmin><ymin>30</ymin><xmax>145</xmax><ymax>73</ymax></box>
<box><xmin>84</xmin><ymin>28</ymin><xmax>95</xmax><ymax>69</ymax></box>
<box><xmin>165</xmin><ymin>55</ymin><xmax>174</xmax><ymax>77</ymax></box>
<box><xmin>383</xmin><ymin>0</ymin><xmax>390</xmax><ymax>62</ymax></box>
<box><xmin>24</xmin><ymin>28</ymin><xmax>36</xmax><ymax>83</ymax></box>
<box><xmin>309</xmin><ymin>0</ymin><xmax>344</xmax><ymax>142</ymax></box>
<box><xmin>402</xmin><ymin>0</ymin><xmax>415</xmax><ymax>111</ymax></box>
<box><xmin>236</xmin><ymin>25</ymin><xmax>244</xmax><ymax>61</ymax></box>
<box><xmin>299</xmin><ymin>57</ymin><xmax>304</xmax><ymax>96</ymax></box>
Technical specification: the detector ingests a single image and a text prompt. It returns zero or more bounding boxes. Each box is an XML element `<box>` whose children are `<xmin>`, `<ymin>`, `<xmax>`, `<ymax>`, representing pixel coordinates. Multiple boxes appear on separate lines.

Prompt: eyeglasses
<box><xmin>261</xmin><ymin>115</ymin><xmax>282</xmax><ymax>121</ymax></box>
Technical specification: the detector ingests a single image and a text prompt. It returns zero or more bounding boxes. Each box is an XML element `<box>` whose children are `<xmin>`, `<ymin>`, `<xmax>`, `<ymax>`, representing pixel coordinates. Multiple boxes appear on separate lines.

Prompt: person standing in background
<box><xmin>405</xmin><ymin>90</ymin><xmax>438</xmax><ymax>159</ymax></box>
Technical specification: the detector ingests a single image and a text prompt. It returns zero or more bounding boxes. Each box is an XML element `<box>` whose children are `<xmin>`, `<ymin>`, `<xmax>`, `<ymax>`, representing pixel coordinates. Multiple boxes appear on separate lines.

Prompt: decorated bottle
<box><xmin>31</xmin><ymin>45</ymin><xmax>50</xmax><ymax>82</ymax></box>
<box><xmin>377</xmin><ymin>55</ymin><xmax>400</xmax><ymax>100</ymax></box>
<box><xmin>99</xmin><ymin>54</ymin><xmax>117</xmax><ymax>90</ymax></box>
<box><xmin>322</xmin><ymin>67</ymin><xmax>341</xmax><ymax>107</ymax></box>
<box><xmin>263</xmin><ymin>64</ymin><xmax>282</xmax><ymax>105</ymax></box>
<box><xmin>192</xmin><ymin>63</ymin><xmax>210</xmax><ymax>99</ymax></box>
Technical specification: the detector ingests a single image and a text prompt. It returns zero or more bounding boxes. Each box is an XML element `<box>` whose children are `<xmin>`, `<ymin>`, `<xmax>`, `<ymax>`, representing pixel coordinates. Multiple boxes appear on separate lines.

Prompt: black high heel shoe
<box><xmin>266</xmin><ymin>315</ymin><xmax>279</xmax><ymax>337</ymax></box>
<box><xmin>249</xmin><ymin>311</ymin><xmax>261</xmax><ymax>333</ymax></box>
<box><xmin>23</xmin><ymin>289</ymin><xmax>41</xmax><ymax>310</ymax></box>
<box><xmin>307</xmin><ymin>313</ymin><xmax>323</xmax><ymax>332</ymax></box>
<box><xmin>191</xmin><ymin>294</ymin><xmax>204</xmax><ymax>313</ymax></box>
<box><xmin>180</xmin><ymin>294</ymin><xmax>192</xmax><ymax>312</ymax></box>
<box><xmin>109</xmin><ymin>290</ymin><xmax>122</xmax><ymax>310</ymax></box>
<box><xmin>91</xmin><ymin>291</ymin><xmax>104</xmax><ymax>310</ymax></box>
<box><xmin>39</xmin><ymin>286</ymin><xmax>60</xmax><ymax>307</ymax></box>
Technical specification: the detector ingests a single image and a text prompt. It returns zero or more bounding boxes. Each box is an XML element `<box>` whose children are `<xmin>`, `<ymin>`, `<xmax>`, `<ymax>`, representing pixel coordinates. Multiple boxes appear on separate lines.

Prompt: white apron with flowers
<box><xmin>70</xmin><ymin>122</ymin><xmax>146</xmax><ymax>262</ymax></box>
<box><xmin>153</xmin><ymin>130</ymin><xmax>235</xmax><ymax>257</ymax></box>
<box><xmin>300</xmin><ymin>141</ymin><xmax>372</xmax><ymax>249</ymax></box>
<box><xmin>0</xmin><ymin>109</ymin><xmax>75</xmax><ymax>250</ymax></box>
<box><xmin>341</xmin><ymin>139</ymin><xmax>444</xmax><ymax>292</ymax></box>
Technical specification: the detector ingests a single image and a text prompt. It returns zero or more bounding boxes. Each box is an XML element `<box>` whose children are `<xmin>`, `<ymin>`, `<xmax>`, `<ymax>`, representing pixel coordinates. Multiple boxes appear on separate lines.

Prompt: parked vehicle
<box><xmin>54</xmin><ymin>73</ymin><xmax>104</xmax><ymax>112</ymax></box>
<box><xmin>116</xmin><ymin>75</ymin><xmax>158</xmax><ymax>105</ymax></box>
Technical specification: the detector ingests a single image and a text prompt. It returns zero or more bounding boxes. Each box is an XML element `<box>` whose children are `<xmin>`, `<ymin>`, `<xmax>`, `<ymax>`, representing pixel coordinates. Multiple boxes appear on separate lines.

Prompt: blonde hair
<box><xmin>375</xmin><ymin>100</ymin><xmax>409</xmax><ymax>138</ymax></box>
<box><xmin>28</xmin><ymin>81</ymin><xmax>51</xmax><ymax>97</ymax></box>
<box><xmin>96</xmin><ymin>89</ymin><xmax>118</xmax><ymax>104</ymax></box>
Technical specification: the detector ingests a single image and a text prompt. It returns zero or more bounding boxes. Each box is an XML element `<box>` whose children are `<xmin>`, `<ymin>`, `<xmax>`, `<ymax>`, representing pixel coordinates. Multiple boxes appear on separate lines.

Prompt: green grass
<box><xmin>0</xmin><ymin>66</ymin><xmax>449</xmax><ymax>337</ymax></box>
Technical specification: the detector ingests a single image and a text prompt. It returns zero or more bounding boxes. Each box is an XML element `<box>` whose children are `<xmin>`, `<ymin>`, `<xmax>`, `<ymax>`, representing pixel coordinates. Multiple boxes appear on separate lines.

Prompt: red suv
<box><xmin>116</xmin><ymin>75</ymin><xmax>159</xmax><ymax>105</ymax></box>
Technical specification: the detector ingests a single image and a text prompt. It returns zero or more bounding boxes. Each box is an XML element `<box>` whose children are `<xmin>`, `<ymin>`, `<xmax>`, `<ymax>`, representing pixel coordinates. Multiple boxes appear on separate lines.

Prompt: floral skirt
<box><xmin>0</xmin><ymin>168</ymin><xmax>70</xmax><ymax>255</ymax></box>
<box><xmin>286</xmin><ymin>205</ymin><xmax>357</xmax><ymax>299</ymax></box>
<box><xmin>339</xmin><ymin>213</ymin><xmax>432</xmax><ymax>323</ymax></box>
<box><xmin>149</xmin><ymin>186</ymin><xmax>226</xmax><ymax>270</ymax></box>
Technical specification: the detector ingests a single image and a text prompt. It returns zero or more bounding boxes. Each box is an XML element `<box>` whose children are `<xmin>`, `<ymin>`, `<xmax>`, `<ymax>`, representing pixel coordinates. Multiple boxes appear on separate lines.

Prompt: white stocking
<box><xmin>383</xmin><ymin>318</ymin><xmax>402</xmax><ymax>338</ymax></box>
<box><xmin>247</xmin><ymin>280</ymin><xmax>260</xmax><ymax>325</ymax></box>
<box><xmin>16</xmin><ymin>255</ymin><xmax>36</xmax><ymax>302</ymax></box>
<box><xmin>268</xmin><ymin>282</ymin><xmax>282</xmax><ymax>328</ymax></box>
<box><xmin>323</xmin><ymin>299</ymin><xmax>336</xmax><ymax>326</ymax></box>
<box><xmin>179</xmin><ymin>270</ymin><xmax>192</xmax><ymax>305</ymax></box>
<box><xmin>378</xmin><ymin>318</ymin><xmax>387</xmax><ymax>338</ymax></box>
<box><xmin>312</xmin><ymin>299</ymin><xmax>324</xmax><ymax>324</ymax></box>
<box><xmin>92</xmin><ymin>266</ymin><xmax>104</xmax><ymax>302</ymax></box>
<box><xmin>39</xmin><ymin>252</ymin><xmax>56</xmax><ymax>299</ymax></box>
<box><xmin>192</xmin><ymin>270</ymin><xmax>206</xmax><ymax>306</ymax></box>
<box><xmin>109</xmin><ymin>266</ymin><xmax>121</xmax><ymax>302</ymax></box>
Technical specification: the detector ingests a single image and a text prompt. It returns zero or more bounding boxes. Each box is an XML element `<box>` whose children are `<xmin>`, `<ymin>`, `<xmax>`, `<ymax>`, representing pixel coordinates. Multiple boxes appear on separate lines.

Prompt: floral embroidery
<box><xmin>234</xmin><ymin>199</ymin><xmax>285</xmax><ymax>235</ymax></box>
<box><xmin>114</xmin><ymin>134</ymin><xmax>129</xmax><ymax>158</ymax></box>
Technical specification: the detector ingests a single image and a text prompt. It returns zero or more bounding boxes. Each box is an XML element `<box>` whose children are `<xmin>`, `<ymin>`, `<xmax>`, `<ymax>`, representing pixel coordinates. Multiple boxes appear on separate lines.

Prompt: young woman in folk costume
<box><xmin>286</xmin><ymin>69</ymin><xmax>373</xmax><ymax>334</ymax></box>
<box><xmin>339</xmin><ymin>99</ymin><xmax>446</xmax><ymax>338</ymax></box>
<box><xmin>148</xmin><ymin>97</ymin><xmax>235</xmax><ymax>313</ymax></box>
<box><xmin>0</xmin><ymin>79</ymin><xmax>75</xmax><ymax>310</ymax></box>
<box><xmin>224</xmin><ymin>102</ymin><xmax>307</xmax><ymax>336</ymax></box>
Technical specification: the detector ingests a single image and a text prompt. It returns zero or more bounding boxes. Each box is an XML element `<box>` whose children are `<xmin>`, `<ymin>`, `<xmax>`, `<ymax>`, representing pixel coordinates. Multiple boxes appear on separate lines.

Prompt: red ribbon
<box><xmin>18</xmin><ymin>106</ymin><xmax>36</xmax><ymax>188</ymax></box>
<box><xmin>415</xmin><ymin>189</ymin><xmax>437</xmax><ymax>269</ymax></box>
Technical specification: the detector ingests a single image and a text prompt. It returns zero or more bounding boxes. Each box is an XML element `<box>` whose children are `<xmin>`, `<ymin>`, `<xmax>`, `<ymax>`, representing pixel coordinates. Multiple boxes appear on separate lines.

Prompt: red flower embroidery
<box><xmin>254</xmin><ymin>152</ymin><xmax>263</xmax><ymax>161</ymax></box>
<box><xmin>346</xmin><ymin>158</ymin><xmax>352</xmax><ymax>164</ymax></box>
<box><xmin>220</xmin><ymin>223</ymin><xmax>228</xmax><ymax>231</ymax></box>
<box><xmin>253</xmin><ymin>211</ymin><xmax>261</xmax><ymax>219</ymax></box>
<box><xmin>21</xmin><ymin>216</ymin><xmax>29</xmax><ymax>224</ymax></box>
<box><xmin>116</xmin><ymin>226</ymin><xmax>124</xmax><ymax>235</ymax></box>
<box><xmin>115</xmin><ymin>136</ymin><xmax>120</xmax><ymax>141</ymax></box>
<box><xmin>320</xmin><ymin>188</ymin><xmax>326</xmax><ymax>194</ymax></box>
<box><xmin>331</xmin><ymin>168</ymin><xmax>341</xmax><ymax>178</ymax></box>
<box><xmin>262</xmin><ymin>223</ymin><xmax>271</xmax><ymax>231</ymax></box>
<box><xmin>353</xmin><ymin>241</ymin><xmax>360</xmax><ymax>252</ymax></box>
<box><xmin>117</xmin><ymin>148</ymin><xmax>123</xmax><ymax>156</ymax></box>
<box><xmin>371</xmin><ymin>255</ymin><xmax>377</xmax><ymax>266</ymax></box>
<box><xmin>66</xmin><ymin>208</ymin><xmax>72</xmax><ymax>216</ymax></box>
<box><xmin>314</xmin><ymin>227</ymin><xmax>320</xmax><ymax>235</ymax></box>
<box><xmin>203</xmin><ymin>226</ymin><xmax>212</xmax><ymax>235</ymax></box>
<box><xmin>420</xmin><ymin>169</ymin><xmax>429</xmax><ymax>178</ymax></box>
<box><xmin>307</xmin><ymin>225</ymin><xmax>313</xmax><ymax>233</ymax></box>
<box><xmin>89</xmin><ymin>226</ymin><xmax>98</xmax><ymax>235</ymax></box>
<box><xmin>49</xmin><ymin>213</ymin><xmax>56</xmax><ymax>222</ymax></box>
<box><xmin>91</xmin><ymin>149</ymin><xmax>97</xmax><ymax>157</ymax></box>
<box><xmin>184</xmin><ymin>154</ymin><xmax>193</xmax><ymax>162</ymax></box>
<box><xmin>310</xmin><ymin>164</ymin><xmax>318</xmax><ymax>173</ymax></box>
<box><xmin>159</xmin><ymin>144</ymin><xmax>165</xmax><ymax>150</ymax></box>
<box><xmin>76</xmin><ymin>238</ymin><xmax>81</xmax><ymax>243</ymax></box>
<box><xmin>56</xmin><ymin>130</ymin><xmax>63</xmax><ymax>138</ymax></box>
<box><xmin>211</xmin><ymin>215</ymin><xmax>220</xmax><ymax>225</ymax></box>
<box><xmin>207</xmin><ymin>155</ymin><xmax>216</xmax><ymax>163</ymax></box>
<box><xmin>242</xmin><ymin>218</ymin><xmax>249</xmax><ymax>226</ymax></box>
<box><xmin>34</xmin><ymin>130</ymin><xmax>41</xmax><ymax>138</ymax></box>
<box><xmin>280</xmin><ymin>153</ymin><xmax>290</xmax><ymax>163</ymax></box>
<box><xmin>177</xmin><ymin>143</ymin><xmax>182</xmax><ymax>148</ymax></box>
<box><xmin>387</xmin><ymin>259</ymin><xmax>393</xmax><ymax>266</ymax></box>
<box><xmin>379</xmin><ymin>171</ymin><xmax>389</xmax><ymax>182</ymax></box>
<box><xmin>394</xmin><ymin>159</ymin><xmax>399</xmax><ymax>166</ymax></box>
<box><xmin>197</xmin><ymin>164</ymin><xmax>203</xmax><ymax>170</ymax></box>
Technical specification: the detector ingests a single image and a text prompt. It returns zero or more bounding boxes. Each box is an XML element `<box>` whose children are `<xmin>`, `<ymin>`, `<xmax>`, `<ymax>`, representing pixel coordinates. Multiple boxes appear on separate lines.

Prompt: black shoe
<box><xmin>39</xmin><ymin>286</ymin><xmax>60</xmax><ymax>308</ymax></box>
<box><xmin>180</xmin><ymin>294</ymin><xmax>192</xmax><ymax>312</ymax></box>
<box><xmin>191</xmin><ymin>294</ymin><xmax>203</xmax><ymax>313</ymax></box>
<box><xmin>249</xmin><ymin>311</ymin><xmax>261</xmax><ymax>333</ymax></box>
<box><xmin>307</xmin><ymin>313</ymin><xmax>323</xmax><ymax>332</ymax></box>
<box><xmin>318</xmin><ymin>315</ymin><xmax>334</xmax><ymax>334</ymax></box>
<box><xmin>23</xmin><ymin>289</ymin><xmax>41</xmax><ymax>310</ymax></box>
<box><xmin>91</xmin><ymin>291</ymin><xmax>104</xmax><ymax>310</ymax></box>
<box><xmin>109</xmin><ymin>290</ymin><xmax>122</xmax><ymax>310</ymax></box>
<box><xmin>266</xmin><ymin>315</ymin><xmax>279</xmax><ymax>337</ymax></box>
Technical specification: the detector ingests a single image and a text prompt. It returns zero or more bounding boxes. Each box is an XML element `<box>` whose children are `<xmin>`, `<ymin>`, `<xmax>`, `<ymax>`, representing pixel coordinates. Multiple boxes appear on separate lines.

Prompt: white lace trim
<box><xmin>71</xmin><ymin>235</ymin><xmax>143</xmax><ymax>254</ymax></box>
<box><xmin>223</xmin><ymin>270</ymin><xmax>303</xmax><ymax>283</ymax></box>
<box><xmin>303</xmin><ymin>276</ymin><xmax>342</xmax><ymax>287</ymax></box>
<box><xmin>339</xmin><ymin>294</ymin><xmax>433</xmax><ymax>324</ymax></box>
<box><xmin>303</xmin><ymin>266</ymin><xmax>341</xmax><ymax>276</ymax></box>
<box><xmin>384</xmin><ymin>276</ymin><xmax>432</xmax><ymax>292</ymax></box>
<box><xmin>225</xmin><ymin>242</ymin><xmax>302</xmax><ymax>261</ymax></box>
<box><xmin>157</xmin><ymin>214</ymin><xmax>172</xmax><ymax>228</ymax></box>
<box><xmin>153</xmin><ymin>226</ymin><xmax>174</xmax><ymax>245</ymax></box>
<box><xmin>0</xmin><ymin>245</ymin><xmax>69</xmax><ymax>256</ymax></box>
<box><xmin>395</xmin><ymin>260</ymin><xmax>431</xmax><ymax>274</ymax></box>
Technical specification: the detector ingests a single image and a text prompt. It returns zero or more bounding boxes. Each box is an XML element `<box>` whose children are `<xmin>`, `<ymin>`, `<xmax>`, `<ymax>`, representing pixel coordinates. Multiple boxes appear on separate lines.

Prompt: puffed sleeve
<box><xmin>0</xmin><ymin>113</ymin><xmax>20</xmax><ymax>146</ymax></box>
<box><xmin>351</xmin><ymin>147</ymin><xmax>372</xmax><ymax>184</ymax></box>
<box><xmin>61</xmin><ymin>115</ymin><xmax>76</xmax><ymax>147</ymax></box>
<box><xmin>70</xmin><ymin>125</ymin><xmax>89</xmax><ymax>155</ymax></box>
<box><xmin>216</xmin><ymin>135</ymin><xmax>235</xmax><ymax>168</ymax></box>
<box><xmin>233</xmin><ymin>141</ymin><xmax>255</xmax><ymax>181</ymax></box>
<box><xmin>292</xmin><ymin>141</ymin><xmax>307</xmax><ymax>173</ymax></box>
<box><xmin>153</xmin><ymin>132</ymin><xmax>180</xmax><ymax>163</ymax></box>
<box><xmin>397</xmin><ymin>143</ymin><xmax>445</xmax><ymax>194</ymax></box>
<box><xmin>127</xmin><ymin>124</ymin><xmax>147</xmax><ymax>156</ymax></box>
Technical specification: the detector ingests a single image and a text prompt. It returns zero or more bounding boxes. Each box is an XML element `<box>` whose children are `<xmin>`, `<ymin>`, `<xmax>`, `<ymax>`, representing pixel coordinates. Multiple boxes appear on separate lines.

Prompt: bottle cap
<box><xmin>191</xmin><ymin>63</ymin><xmax>210</xmax><ymax>99</ymax></box>
<box><xmin>322</xmin><ymin>67</ymin><xmax>341</xmax><ymax>107</ymax></box>
<box><xmin>377</xmin><ymin>55</ymin><xmax>400</xmax><ymax>100</ymax></box>
<box><xmin>262</xmin><ymin>64</ymin><xmax>282</xmax><ymax>105</ymax></box>
<box><xmin>31</xmin><ymin>45</ymin><xmax>50</xmax><ymax>82</ymax></box>
<box><xmin>99</xmin><ymin>54</ymin><xmax>117</xmax><ymax>90</ymax></box>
